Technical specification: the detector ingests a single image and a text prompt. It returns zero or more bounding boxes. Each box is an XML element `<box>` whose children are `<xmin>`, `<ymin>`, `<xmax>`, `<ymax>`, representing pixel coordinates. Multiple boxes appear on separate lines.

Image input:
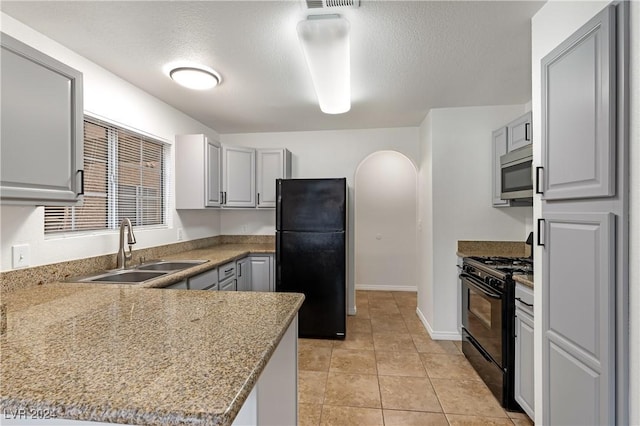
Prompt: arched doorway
<box><xmin>354</xmin><ymin>151</ymin><xmax>418</xmax><ymax>291</ymax></box>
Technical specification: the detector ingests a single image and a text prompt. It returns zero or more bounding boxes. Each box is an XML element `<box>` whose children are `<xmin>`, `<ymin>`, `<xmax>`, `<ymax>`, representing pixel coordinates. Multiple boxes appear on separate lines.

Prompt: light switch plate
<box><xmin>12</xmin><ymin>244</ymin><xmax>30</xmax><ymax>269</ymax></box>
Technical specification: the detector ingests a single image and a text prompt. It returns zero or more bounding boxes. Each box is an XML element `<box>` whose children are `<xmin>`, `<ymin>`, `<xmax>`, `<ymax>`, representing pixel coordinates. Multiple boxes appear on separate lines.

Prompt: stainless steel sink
<box><xmin>84</xmin><ymin>270</ymin><xmax>168</xmax><ymax>283</ymax></box>
<box><xmin>136</xmin><ymin>260</ymin><xmax>208</xmax><ymax>272</ymax></box>
<box><xmin>68</xmin><ymin>259</ymin><xmax>208</xmax><ymax>284</ymax></box>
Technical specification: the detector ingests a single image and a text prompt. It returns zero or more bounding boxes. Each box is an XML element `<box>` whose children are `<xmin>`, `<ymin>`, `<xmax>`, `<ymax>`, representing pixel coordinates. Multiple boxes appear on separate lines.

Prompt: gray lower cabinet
<box><xmin>538</xmin><ymin>3</ymin><xmax>628</xmax><ymax>424</ymax></box>
<box><xmin>514</xmin><ymin>283</ymin><xmax>534</xmax><ymax>420</ymax></box>
<box><xmin>492</xmin><ymin>127</ymin><xmax>509</xmax><ymax>207</ymax></box>
<box><xmin>1</xmin><ymin>33</ymin><xmax>84</xmax><ymax>206</ymax></box>
<box><xmin>507</xmin><ymin>111</ymin><xmax>532</xmax><ymax>152</ymax></box>
<box><xmin>189</xmin><ymin>268</ymin><xmax>219</xmax><ymax>290</ymax></box>
<box><xmin>219</xmin><ymin>277</ymin><xmax>237</xmax><ymax>292</ymax></box>
<box><xmin>236</xmin><ymin>257</ymin><xmax>252</xmax><ymax>292</ymax></box>
<box><xmin>165</xmin><ymin>280</ymin><xmax>188</xmax><ymax>290</ymax></box>
<box><xmin>540</xmin><ymin>212</ymin><xmax>615</xmax><ymax>425</ymax></box>
<box><xmin>250</xmin><ymin>255</ymin><xmax>273</xmax><ymax>292</ymax></box>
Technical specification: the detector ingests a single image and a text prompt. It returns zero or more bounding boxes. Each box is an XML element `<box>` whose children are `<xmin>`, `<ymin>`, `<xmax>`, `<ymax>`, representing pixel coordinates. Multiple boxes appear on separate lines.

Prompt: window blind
<box><xmin>44</xmin><ymin>117</ymin><xmax>167</xmax><ymax>234</ymax></box>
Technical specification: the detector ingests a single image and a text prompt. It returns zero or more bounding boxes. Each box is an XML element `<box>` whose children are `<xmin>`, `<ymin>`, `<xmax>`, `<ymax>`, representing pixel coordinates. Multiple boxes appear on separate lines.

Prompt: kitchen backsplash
<box><xmin>0</xmin><ymin>235</ymin><xmax>275</xmax><ymax>294</ymax></box>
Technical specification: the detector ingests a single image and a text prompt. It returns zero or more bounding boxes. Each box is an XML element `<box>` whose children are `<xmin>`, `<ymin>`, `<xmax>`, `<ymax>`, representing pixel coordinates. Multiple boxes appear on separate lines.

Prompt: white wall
<box><xmin>222</xmin><ymin>128</ymin><xmax>420</xmax><ymax>315</ymax></box>
<box><xmin>354</xmin><ymin>151</ymin><xmax>417</xmax><ymax>291</ymax></box>
<box><xmin>0</xmin><ymin>13</ymin><xmax>221</xmax><ymax>271</ymax></box>
<box><xmin>417</xmin><ymin>105</ymin><xmax>532</xmax><ymax>339</ymax></box>
<box><xmin>531</xmin><ymin>2</ymin><xmax>639</xmax><ymax>424</ymax></box>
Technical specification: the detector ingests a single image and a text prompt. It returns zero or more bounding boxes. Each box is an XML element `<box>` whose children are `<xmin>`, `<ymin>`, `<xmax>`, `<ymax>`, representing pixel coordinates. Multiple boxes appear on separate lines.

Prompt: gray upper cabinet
<box><xmin>1</xmin><ymin>33</ymin><xmax>83</xmax><ymax>205</ymax></box>
<box><xmin>175</xmin><ymin>134</ymin><xmax>221</xmax><ymax>209</ymax></box>
<box><xmin>491</xmin><ymin>127</ymin><xmax>509</xmax><ymax>207</ymax></box>
<box><xmin>256</xmin><ymin>149</ymin><xmax>291</xmax><ymax>208</ymax></box>
<box><xmin>507</xmin><ymin>111</ymin><xmax>532</xmax><ymax>152</ymax></box>
<box><xmin>222</xmin><ymin>145</ymin><xmax>256</xmax><ymax>208</ymax></box>
<box><xmin>540</xmin><ymin>6</ymin><xmax>616</xmax><ymax>201</ymax></box>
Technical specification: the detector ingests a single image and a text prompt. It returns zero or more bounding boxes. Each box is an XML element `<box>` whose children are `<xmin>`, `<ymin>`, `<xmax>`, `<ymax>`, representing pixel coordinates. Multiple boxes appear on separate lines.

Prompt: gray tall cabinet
<box><xmin>538</xmin><ymin>3</ymin><xmax>629</xmax><ymax>424</ymax></box>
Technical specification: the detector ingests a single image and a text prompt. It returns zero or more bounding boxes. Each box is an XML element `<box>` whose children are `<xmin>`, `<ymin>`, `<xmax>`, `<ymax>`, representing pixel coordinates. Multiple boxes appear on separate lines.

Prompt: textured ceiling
<box><xmin>1</xmin><ymin>1</ymin><xmax>545</xmax><ymax>134</ymax></box>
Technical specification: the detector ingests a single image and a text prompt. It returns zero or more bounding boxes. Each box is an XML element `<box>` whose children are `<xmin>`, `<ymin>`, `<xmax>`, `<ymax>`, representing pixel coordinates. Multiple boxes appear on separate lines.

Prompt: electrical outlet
<box><xmin>177</xmin><ymin>228</ymin><xmax>183</xmax><ymax>241</ymax></box>
<box><xmin>12</xmin><ymin>244</ymin><xmax>30</xmax><ymax>269</ymax></box>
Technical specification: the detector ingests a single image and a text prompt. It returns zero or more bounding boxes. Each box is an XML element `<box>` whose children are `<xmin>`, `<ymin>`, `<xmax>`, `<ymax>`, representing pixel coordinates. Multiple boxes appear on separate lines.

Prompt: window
<box><xmin>45</xmin><ymin>117</ymin><xmax>168</xmax><ymax>234</ymax></box>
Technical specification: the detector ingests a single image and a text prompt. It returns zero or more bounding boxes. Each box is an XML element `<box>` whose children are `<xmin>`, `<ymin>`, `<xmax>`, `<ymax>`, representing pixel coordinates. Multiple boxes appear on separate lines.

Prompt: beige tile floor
<box><xmin>298</xmin><ymin>290</ymin><xmax>534</xmax><ymax>426</ymax></box>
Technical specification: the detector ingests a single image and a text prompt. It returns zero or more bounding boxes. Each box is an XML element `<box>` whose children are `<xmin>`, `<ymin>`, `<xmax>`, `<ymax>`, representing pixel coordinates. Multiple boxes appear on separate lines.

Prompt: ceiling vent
<box><xmin>302</xmin><ymin>0</ymin><xmax>360</xmax><ymax>10</ymax></box>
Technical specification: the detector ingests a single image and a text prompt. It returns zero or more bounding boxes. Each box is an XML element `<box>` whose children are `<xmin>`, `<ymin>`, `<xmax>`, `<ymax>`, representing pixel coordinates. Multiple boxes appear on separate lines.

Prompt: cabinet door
<box><xmin>491</xmin><ymin>127</ymin><xmax>509</xmax><ymax>207</ymax></box>
<box><xmin>222</xmin><ymin>145</ymin><xmax>255</xmax><ymax>207</ymax></box>
<box><xmin>515</xmin><ymin>308</ymin><xmax>535</xmax><ymax>420</ymax></box>
<box><xmin>236</xmin><ymin>257</ymin><xmax>252</xmax><ymax>292</ymax></box>
<box><xmin>507</xmin><ymin>112</ymin><xmax>532</xmax><ymax>152</ymax></box>
<box><xmin>540</xmin><ymin>6</ymin><xmax>615</xmax><ymax>200</ymax></box>
<box><xmin>541</xmin><ymin>211</ymin><xmax>615</xmax><ymax>425</ymax></box>
<box><xmin>1</xmin><ymin>33</ymin><xmax>83</xmax><ymax>205</ymax></box>
<box><xmin>220</xmin><ymin>277</ymin><xmax>237</xmax><ymax>291</ymax></box>
<box><xmin>189</xmin><ymin>268</ymin><xmax>218</xmax><ymax>290</ymax></box>
<box><xmin>206</xmin><ymin>140</ymin><xmax>221</xmax><ymax>207</ymax></box>
<box><xmin>251</xmin><ymin>255</ymin><xmax>273</xmax><ymax>292</ymax></box>
<box><xmin>257</xmin><ymin>149</ymin><xmax>288</xmax><ymax>208</ymax></box>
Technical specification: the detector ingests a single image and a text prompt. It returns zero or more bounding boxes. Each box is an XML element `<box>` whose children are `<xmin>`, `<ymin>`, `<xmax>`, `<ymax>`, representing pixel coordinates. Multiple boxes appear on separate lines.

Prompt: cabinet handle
<box><xmin>257</xmin><ymin>193</ymin><xmax>260</xmax><ymax>205</ymax></box>
<box><xmin>220</xmin><ymin>191</ymin><xmax>223</xmax><ymax>204</ymax></box>
<box><xmin>238</xmin><ymin>263</ymin><xmax>242</xmax><ymax>277</ymax></box>
<box><xmin>225</xmin><ymin>268</ymin><xmax>233</xmax><ymax>274</ymax></box>
<box><xmin>224</xmin><ymin>192</ymin><xmax>227</xmax><ymax>205</ymax></box>
<box><xmin>537</xmin><ymin>219</ymin><xmax>545</xmax><ymax>247</ymax></box>
<box><xmin>525</xmin><ymin>122</ymin><xmax>531</xmax><ymax>141</ymax></box>
<box><xmin>535</xmin><ymin>167</ymin><xmax>544</xmax><ymax>194</ymax></box>
<box><xmin>516</xmin><ymin>297</ymin><xmax>533</xmax><ymax>308</ymax></box>
<box><xmin>77</xmin><ymin>169</ymin><xmax>85</xmax><ymax>196</ymax></box>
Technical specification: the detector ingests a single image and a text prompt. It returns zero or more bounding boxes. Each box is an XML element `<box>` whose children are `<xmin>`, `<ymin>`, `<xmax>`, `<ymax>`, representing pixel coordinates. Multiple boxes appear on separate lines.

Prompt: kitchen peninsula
<box><xmin>0</xmin><ymin>279</ymin><xmax>303</xmax><ymax>425</ymax></box>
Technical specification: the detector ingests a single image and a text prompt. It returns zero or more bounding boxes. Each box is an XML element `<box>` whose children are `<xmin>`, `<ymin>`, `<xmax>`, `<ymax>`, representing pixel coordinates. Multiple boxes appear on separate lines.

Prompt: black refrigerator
<box><xmin>276</xmin><ymin>178</ymin><xmax>346</xmax><ymax>339</ymax></box>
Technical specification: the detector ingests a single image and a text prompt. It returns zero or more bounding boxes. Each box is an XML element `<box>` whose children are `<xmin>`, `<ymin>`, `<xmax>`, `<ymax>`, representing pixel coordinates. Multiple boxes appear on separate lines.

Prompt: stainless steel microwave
<box><xmin>500</xmin><ymin>145</ymin><xmax>533</xmax><ymax>200</ymax></box>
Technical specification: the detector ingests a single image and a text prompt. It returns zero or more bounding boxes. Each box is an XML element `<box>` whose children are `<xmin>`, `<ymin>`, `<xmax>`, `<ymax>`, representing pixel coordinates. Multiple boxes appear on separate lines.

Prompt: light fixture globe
<box><xmin>297</xmin><ymin>15</ymin><xmax>351</xmax><ymax>114</ymax></box>
<box><xmin>169</xmin><ymin>67</ymin><xmax>221</xmax><ymax>90</ymax></box>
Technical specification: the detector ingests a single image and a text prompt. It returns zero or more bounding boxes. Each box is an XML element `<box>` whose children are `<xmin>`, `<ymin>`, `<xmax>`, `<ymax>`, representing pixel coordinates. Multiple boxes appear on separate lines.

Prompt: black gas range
<box><xmin>460</xmin><ymin>256</ymin><xmax>532</xmax><ymax>411</ymax></box>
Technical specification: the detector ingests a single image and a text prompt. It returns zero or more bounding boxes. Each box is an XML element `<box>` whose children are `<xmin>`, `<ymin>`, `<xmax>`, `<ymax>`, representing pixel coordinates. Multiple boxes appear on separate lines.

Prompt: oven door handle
<box><xmin>464</xmin><ymin>331</ymin><xmax>495</xmax><ymax>364</ymax></box>
<box><xmin>460</xmin><ymin>273</ymin><xmax>502</xmax><ymax>300</ymax></box>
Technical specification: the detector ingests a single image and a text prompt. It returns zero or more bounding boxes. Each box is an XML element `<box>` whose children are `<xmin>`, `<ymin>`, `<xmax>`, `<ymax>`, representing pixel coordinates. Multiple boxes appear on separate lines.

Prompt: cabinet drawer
<box><xmin>189</xmin><ymin>268</ymin><xmax>218</xmax><ymax>290</ymax></box>
<box><xmin>219</xmin><ymin>277</ymin><xmax>236</xmax><ymax>292</ymax></box>
<box><xmin>515</xmin><ymin>283</ymin><xmax>534</xmax><ymax>316</ymax></box>
<box><xmin>218</xmin><ymin>261</ymin><xmax>236</xmax><ymax>280</ymax></box>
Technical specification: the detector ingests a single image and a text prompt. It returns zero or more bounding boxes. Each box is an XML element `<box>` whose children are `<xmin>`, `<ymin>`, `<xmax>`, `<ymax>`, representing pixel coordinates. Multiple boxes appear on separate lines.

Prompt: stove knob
<box><xmin>490</xmin><ymin>279</ymin><xmax>501</xmax><ymax>288</ymax></box>
<box><xmin>463</xmin><ymin>265</ymin><xmax>473</xmax><ymax>273</ymax></box>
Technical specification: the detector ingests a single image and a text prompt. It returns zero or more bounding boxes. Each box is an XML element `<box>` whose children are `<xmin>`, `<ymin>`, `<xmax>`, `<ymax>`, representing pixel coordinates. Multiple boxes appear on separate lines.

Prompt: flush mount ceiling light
<box><xmin>297</xmin><ymin>15</ymin><xmax>350</xmax><ymax>114</ymax></box>
<box><xmin>169</xmin><ymin>66</ymin><xmax>221</xmax><ymax>90</ymax></box>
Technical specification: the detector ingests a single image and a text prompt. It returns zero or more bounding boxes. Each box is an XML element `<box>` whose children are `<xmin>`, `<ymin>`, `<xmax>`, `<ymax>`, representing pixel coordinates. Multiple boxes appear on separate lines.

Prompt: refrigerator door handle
<box><xmin>275</xmin><ymin>179</ymin><xmax>282</xmax><ymax>230</ymax></box>
<box><xmin>275</xmin><ymin>232</ymin><xmax>281</xmax><ymax>290</ymax></box>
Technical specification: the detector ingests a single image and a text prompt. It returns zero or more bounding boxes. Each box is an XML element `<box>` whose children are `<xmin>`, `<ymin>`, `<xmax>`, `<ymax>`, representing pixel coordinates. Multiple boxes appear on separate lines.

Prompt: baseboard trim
<box><xmin>415</xmin><ymin>307</ymin><xmax>461</xmax><ymax>341</ymax></box>
<box><xmin>355</xmin><ymin>284</ymin><xmax>417</xmax><ymax>292</ymax></box>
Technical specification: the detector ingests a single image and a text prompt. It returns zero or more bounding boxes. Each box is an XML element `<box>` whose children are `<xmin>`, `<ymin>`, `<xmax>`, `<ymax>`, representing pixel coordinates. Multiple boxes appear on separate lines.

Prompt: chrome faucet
<box><xmin>116</xmin><ymin>218</ymin><xmax>137</xmax><ymax>269</ymax></box>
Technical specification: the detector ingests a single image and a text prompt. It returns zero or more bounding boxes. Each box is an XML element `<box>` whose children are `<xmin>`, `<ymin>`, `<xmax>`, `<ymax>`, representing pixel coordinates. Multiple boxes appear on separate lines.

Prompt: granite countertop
<box><xmin>513</xmin><ymin>274</ymin><xmax>534</xmax><ymax>289</ymax></box>
<box><xmin>0</xmin><ymin>282</ymin><xmax>303</xmax><ymax>425</ymax></box>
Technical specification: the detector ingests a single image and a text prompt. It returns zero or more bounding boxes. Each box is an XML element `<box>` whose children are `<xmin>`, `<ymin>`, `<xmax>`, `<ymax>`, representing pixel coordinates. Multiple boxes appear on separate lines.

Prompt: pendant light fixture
<box><xmin>297</xmin><ymin>15</ymin><xmax>351</xmax><ymax>114</ymax></box>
